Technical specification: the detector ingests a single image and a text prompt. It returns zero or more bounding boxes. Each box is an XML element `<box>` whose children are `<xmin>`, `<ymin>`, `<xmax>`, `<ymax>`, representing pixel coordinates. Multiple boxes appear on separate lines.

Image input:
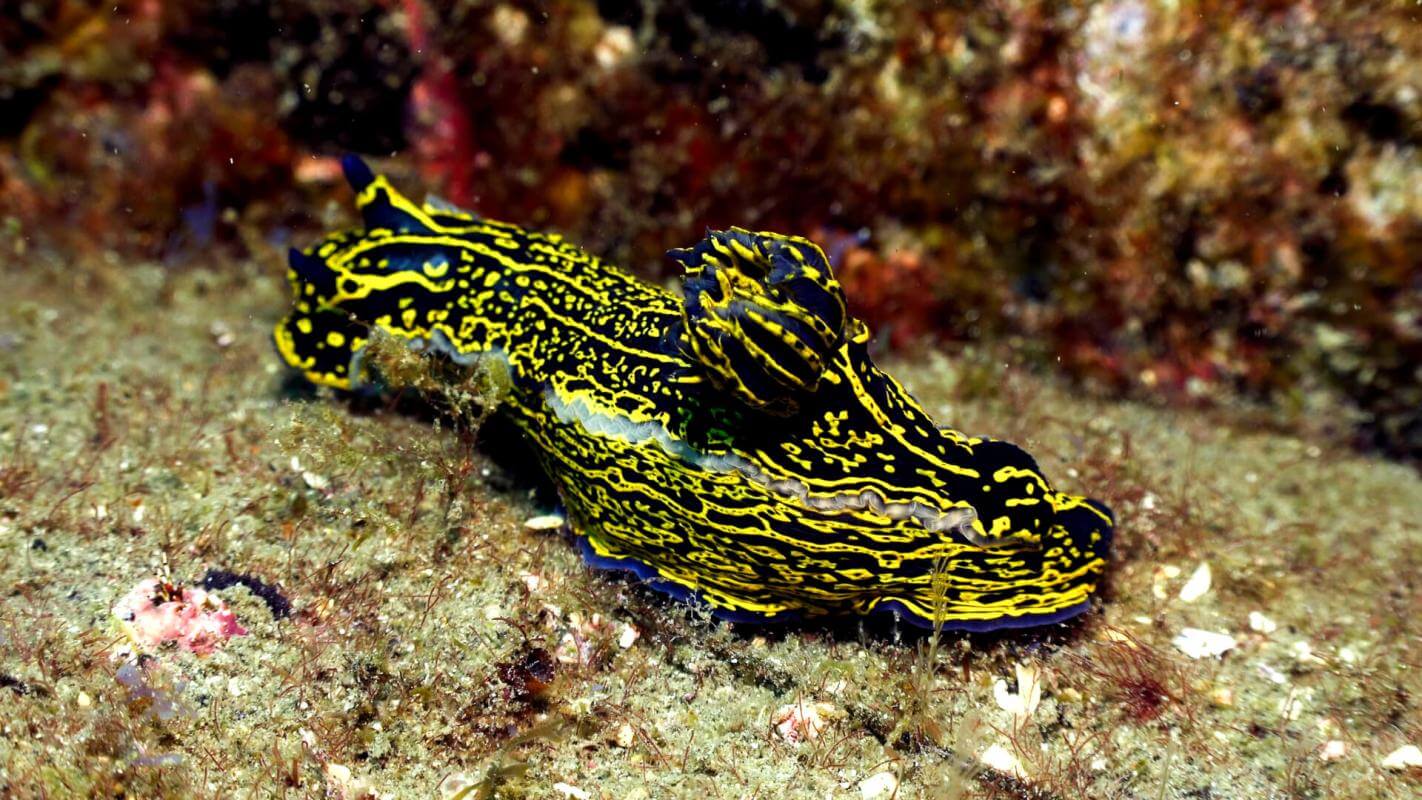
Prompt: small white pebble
<box><xmin>859</xmin><ymin>771</ymin><xmax>899</xmax><ymax>800</ymax></box>
<box><xmin>323</xmin><ymin>764</ymin><xmax>384</xmax><ymax>798</ymax></box>
<box><xmin>1292</xmin><ymin>640</ymin><xmax>1324</xmax><ymax>665</ymax></box>
<box><xmin>524</xmin><ymin>514</ymin><xmax>565</xmax><ymax>531</ymax></box>
<box><xmin>1172</xmin><ymin>628</ymin><xmax>1236</xmax><ymax>659</ymax></box>
<box><xmin>1248</xmin><ymin>611</ymin><xmax>1277</xmax><ymax>634</ymax></box>
<box><xmin>209</xmin><ymin>321</ymin><xmax>235</xmax><ymax>348</ymax></box>
<box><xmin>1258</xmin><ymin>663</ymin><xmax>1288</xmax><ymax>685</ymax></box>
<box><xmin>1178</xmin><ymin>562</ymin><xmax>1212</xmax><ymax>603</ymax></box>
<box><xmin>1319</xmin><ymin>740</ymin><xmax>1347</xmax><ymax>762</ymax></box>
<box><xmin>1382</xmin><ymin>744</ymin><xmax>1422</xmax><ymax>770</ymax></box>
<box><xmin>1151</xmin><ymin>564</ymin><xmax>1181</xmax><ymax>599</ymax></box>
<box><xmin>552</xmin><ymin>782</ymin><xmax>590</xmax><ymax>800</ymax></box>
<box><xmin>301</xmin><ymin>470</ymin><xmax>329</xmax><ymax>490</ymax></box>
<box><xmin>520</xmin><ymin>572</ymin><xmax>544</xmax><ymax>593</ymax></box>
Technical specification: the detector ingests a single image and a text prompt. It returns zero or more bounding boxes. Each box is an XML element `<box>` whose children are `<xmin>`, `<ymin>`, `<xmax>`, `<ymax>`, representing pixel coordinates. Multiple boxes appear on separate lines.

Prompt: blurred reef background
<box><xmin>2</xmin><ymin>0</ymin><xmax>1421</xmax><ymax>460</ymax></box>
<box><xmin>5</xmin><ymin>3</ymin><xmax>1422</xmax><ymax>798</ymax></box>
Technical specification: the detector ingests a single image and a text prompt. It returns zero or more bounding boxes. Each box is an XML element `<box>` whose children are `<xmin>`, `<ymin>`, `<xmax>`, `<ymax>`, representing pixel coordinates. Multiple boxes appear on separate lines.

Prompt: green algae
<box><xmin>1</xmin><ymin>253</ymin><xmax>1419</xmax><ymax>799</ymax></box>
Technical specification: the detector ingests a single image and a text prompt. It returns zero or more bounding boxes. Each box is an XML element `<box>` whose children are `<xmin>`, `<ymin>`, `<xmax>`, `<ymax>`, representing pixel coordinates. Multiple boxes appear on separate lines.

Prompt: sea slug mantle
<box><xmin>275</xmin><ymin>156</ymin><xmax>1114</xmax><ymax>631</ymax></box>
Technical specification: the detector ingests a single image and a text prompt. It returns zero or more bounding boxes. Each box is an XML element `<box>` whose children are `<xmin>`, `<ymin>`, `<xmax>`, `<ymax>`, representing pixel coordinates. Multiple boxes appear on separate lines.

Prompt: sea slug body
<box><xmin>275</xmin><ymin>156</ymin><xmax>1114</xmax><ymax>631</ymax></box>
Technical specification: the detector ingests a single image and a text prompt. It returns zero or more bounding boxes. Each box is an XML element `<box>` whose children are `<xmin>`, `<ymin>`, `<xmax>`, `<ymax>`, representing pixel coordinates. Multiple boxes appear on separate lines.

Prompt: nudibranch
<box><xmin>275</xmin><ymin>156</ymin><xmax>1114</xmax><ymax>631</ymax></box>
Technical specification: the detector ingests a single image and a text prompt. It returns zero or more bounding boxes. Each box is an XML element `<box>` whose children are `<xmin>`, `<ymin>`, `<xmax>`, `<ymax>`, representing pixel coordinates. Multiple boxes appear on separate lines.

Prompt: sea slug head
<box><xmin>274</xmin><ymin>157</ymin><xmax>472</xmax><ymax>389</ymax></box>
<box><xmin>274</xmin><ymin>240</ymin><xmax>373</xmax><ymax>390</ymax></box>
<box><xmin>883</xmin><ymin>432</ymin><xmax>1116</xmax><ymax>628</ymax></box>
<box><xmin>669</xmin><ymin>226</ymin><xmax>1115</xmax><ymax>594</ymax></box>
<box><xmin>794</xmin><ymin>330</ymin><xmax>1115</xmax><ymax>626</ymax></box>
<box><xmin>914</xmin><ymin>430</ymin><xmax>1113</xmax><ymax>561</ymax></box>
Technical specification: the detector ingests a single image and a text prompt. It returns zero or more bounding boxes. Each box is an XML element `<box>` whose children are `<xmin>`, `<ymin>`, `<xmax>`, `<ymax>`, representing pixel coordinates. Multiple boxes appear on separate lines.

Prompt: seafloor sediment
<box><xmin>1</xmin><ymin>256</ymin><xmax>1419</xmax><ymax>798</ymax></box>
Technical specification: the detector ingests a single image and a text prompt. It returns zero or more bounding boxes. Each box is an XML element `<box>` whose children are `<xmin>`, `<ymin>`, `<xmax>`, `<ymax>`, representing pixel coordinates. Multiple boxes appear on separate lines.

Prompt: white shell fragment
<box><xmin>1248</xmin><ymin>611</ymin><xmax>1277</xmax><ymax>634</ymax></box>
<box><xmin>1381</xmin><ymin>744</ymin><xmax>1422</xmax><ymax>770</ymax></box>
<box><xmin>1178</xmin><ymin>562</ymin><xmax>1212</xmax><ymax>602</ymax></box>
<box><xmin>980</xmin><ymin>743</ymin><xmax>1027</xmax><ymax>778</ymax></box>
<box><xmin>1319</xmin><ymin>740</ymin><xmax>1347</xmax><ymax>762</ymax></box>
<box><xmin>1172</xmin><ymin>628</ymin><xmax>1237</xmax><ymax>659</ymax></box>
<box><xmin>993</xmin><ymin>663</ymin><xmax>1044</xmax><ymax>720</ymax></box>
<box><xmin>324</xmin><ymin>764</ymin><xmax>391</xmax><ymax>800</ymax></box>
<box><xmin>524</xmin><ymin>514</ymin><xmax>566</xmax><ymax>531</ymax></box>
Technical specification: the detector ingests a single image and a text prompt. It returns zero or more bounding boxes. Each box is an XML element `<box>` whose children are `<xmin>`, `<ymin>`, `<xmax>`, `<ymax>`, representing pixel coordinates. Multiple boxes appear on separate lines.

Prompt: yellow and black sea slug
<box><xmin>275</xmin><ymin>156</ymin><xmax>1114</xmax><ymax>631</ymax></box>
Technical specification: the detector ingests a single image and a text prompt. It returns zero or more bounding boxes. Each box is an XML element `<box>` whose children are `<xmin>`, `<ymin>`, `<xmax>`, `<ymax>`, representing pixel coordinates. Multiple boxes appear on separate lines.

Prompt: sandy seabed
<box><xmin>2</xmin><ymin>255</ymin><xmax>1419</xmax><ymax>799</ymax></box>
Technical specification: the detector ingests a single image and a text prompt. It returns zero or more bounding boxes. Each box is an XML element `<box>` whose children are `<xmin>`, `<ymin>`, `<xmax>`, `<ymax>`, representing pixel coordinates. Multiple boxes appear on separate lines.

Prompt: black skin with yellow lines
<box><xmin>275</xmin><ymin>155</ymin><xmax>1114</xmax><ymax>631</ymax></box>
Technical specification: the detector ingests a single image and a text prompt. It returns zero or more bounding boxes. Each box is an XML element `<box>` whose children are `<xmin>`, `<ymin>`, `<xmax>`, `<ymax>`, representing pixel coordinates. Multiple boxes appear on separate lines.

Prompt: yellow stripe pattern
<box><xmin>274</xmin><ymin>161</ymin><xmax>1114</xmax><ymax>630</ymax></box>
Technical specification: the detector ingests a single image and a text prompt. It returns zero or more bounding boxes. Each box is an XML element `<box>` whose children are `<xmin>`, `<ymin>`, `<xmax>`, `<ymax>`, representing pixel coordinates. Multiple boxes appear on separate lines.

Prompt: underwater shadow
<box><xmin>278</xmin><ymin>370</ymin><xmax>561</xmax><ymax>509</ymax></box>
<box><xmin>583</xmin><ymin>554</ymin><xmax>1101</xmax><ymax>656</ymax></box>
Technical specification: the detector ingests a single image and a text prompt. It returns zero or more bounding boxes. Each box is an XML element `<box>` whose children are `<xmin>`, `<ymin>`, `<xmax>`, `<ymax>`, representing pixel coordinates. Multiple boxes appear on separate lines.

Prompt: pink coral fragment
<box><xmin>771</xmin><ymin>701</ymin><xmax>841</xmax><ymax>744</ymax></box>
<box><xmin>114</xmin><ymin>578</ymin><xmax>248</xmax><ymax>655</ymax></box>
